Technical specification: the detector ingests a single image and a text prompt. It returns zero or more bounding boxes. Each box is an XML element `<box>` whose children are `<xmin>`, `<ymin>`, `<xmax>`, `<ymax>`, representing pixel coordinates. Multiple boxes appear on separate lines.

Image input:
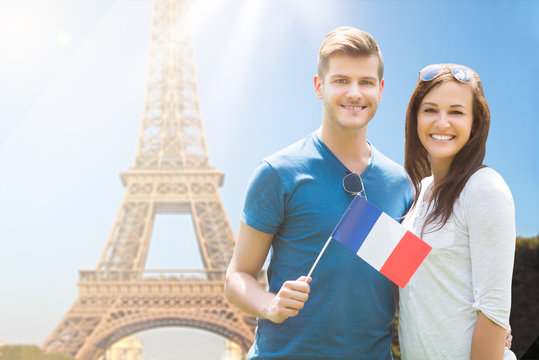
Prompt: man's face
<box><xmin>315</xmin><ymin>54</ymin><xmax>384</xmax><ymax>132</ymax></box>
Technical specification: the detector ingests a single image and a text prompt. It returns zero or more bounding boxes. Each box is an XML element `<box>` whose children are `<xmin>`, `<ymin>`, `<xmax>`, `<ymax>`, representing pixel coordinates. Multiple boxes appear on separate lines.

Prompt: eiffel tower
<box><xmin>42</xmin><ymin>1</ymin><xmax>257</xmax><ymax>358</ymax></box>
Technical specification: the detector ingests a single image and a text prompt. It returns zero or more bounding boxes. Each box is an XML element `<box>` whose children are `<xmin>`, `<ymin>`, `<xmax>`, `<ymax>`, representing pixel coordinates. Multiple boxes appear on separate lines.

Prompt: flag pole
<box><xmin>305</xmin><ymin>197</ymin><xmax>361</xmax><ymax>280</ymax></box>
<box><xmin>306</xmin><ymin>236</ymin><xmax>332</xmax><ymax>279</ymax></box>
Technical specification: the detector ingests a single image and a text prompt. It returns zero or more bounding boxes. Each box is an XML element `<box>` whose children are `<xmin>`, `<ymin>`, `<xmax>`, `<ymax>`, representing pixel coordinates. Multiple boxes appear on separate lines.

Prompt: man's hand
<box><xmin>225</xmin><ymin>224</ymin><xmax>312</xmax><ymax>323</ymax></box>
<box><xmin>265</xmin><ymin>276</ymin><xmax>311</xmax><ymax>324</ymax></box>
<box><xmin>505</xmin><ymin>325</ymin><xmax>512</xmax><ymax>349</ymax></box>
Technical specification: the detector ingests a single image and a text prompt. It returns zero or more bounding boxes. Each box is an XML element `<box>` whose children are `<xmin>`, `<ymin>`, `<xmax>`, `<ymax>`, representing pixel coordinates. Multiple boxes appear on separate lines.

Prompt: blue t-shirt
<box><xmin>241</xmin><ymin>132</ymin><xmax>413</xmax><ymax>360</ymax></box>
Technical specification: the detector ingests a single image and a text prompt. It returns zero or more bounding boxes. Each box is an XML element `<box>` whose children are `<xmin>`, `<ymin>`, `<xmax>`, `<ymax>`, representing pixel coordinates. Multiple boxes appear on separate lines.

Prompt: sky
<box><xmin>0</xmin><ymin>0</ymin><xmax>538</xmax><ymax>358</ymax></box>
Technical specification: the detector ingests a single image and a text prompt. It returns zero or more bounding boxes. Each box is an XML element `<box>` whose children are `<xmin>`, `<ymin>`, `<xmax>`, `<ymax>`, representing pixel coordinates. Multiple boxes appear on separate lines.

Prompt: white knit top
<box><xmin>399</xmin><ymin>167</ymin><xmax>516</xmax><ymax>360</ymax></box>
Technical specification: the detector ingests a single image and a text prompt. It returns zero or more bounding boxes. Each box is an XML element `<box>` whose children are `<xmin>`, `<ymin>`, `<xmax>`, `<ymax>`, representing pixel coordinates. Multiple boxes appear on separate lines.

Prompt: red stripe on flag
<box><xmin>379</xmin><ymin>231</ymin><xmax>432</xmax><ymax>288</ymax></box>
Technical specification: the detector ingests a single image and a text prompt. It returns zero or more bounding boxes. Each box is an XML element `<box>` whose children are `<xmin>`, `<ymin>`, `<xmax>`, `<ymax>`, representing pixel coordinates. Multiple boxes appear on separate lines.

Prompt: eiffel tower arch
<box><xmin>42</xmin><ymin>1</ymin><xmax>258</xmax><ymax>358</ymax></box>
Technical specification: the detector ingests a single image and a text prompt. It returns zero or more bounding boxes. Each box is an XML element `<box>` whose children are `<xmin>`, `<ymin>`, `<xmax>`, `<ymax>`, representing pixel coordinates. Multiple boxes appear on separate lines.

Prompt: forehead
<box><xmin>422</xmin><ymin>81</ymin><xmax>473</xmax><ymax>106</ymax></box>
<box><xmin>325</xmin><ymin>53</ymin><xmax>380</xmax><ymax>79</ymax></box>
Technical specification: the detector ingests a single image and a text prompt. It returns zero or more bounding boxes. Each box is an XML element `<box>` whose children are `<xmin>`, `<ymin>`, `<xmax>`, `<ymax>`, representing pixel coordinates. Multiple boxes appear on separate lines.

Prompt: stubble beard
<box><xmin>323</xmin><ymin>98</ymin><xmax>372</xmax><ymax>132</ymax></box>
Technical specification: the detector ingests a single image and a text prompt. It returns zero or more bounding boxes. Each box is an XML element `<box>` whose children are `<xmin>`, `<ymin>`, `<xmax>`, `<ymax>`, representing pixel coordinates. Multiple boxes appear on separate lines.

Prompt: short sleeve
<box><xmin>241</xmin><ymin>160</ymin><xmax>285</xmax><ymax>235</ymax></box>
<box><xmin>466</xmin><ymin>169</ymin><xmax>515</xmax><ymax>329</ymax></box>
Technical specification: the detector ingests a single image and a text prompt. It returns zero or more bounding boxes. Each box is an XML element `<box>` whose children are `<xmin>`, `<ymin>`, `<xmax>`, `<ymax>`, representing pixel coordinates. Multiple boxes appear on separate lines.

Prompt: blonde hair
<box><xmin>317</xmin><ymin>26</ymin><xmax>384</xmax><ymax>81</ymax></box>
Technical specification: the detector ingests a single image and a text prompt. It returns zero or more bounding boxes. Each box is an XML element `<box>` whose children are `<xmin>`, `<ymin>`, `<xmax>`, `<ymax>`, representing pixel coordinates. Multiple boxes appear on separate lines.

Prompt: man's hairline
<box><xmin>318</xmin><ymin>53</ymin><xmax>384</xmax><ymax>84</ymax></box>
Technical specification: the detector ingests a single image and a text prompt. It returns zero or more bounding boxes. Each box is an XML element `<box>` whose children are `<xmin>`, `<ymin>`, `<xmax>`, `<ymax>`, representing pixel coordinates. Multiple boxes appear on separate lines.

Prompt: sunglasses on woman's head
<box><xmin>419</xmin><ymin>64</ymin><xmax>476</xmax><ymax>83</ymax></box>
<box><xmin>343</xmin><ymin>172</ymin><xmax>367</xmax><ymax>200</ymax></box>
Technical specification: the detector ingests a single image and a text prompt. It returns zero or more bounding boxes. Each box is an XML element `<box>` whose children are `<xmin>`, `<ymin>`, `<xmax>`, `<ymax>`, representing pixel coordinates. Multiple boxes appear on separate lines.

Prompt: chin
<box><xmin>340</xmin><ymin>118</ymin><xmax>370</xmax><ymax>129</ymax></box>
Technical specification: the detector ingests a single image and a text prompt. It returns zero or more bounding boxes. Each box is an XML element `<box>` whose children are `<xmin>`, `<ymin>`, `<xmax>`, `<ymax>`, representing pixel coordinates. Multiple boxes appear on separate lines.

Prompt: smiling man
<box><xmin>225</xmin><ymin>27</ymin><xmax>413</xmax><ymax>359</ymax></box>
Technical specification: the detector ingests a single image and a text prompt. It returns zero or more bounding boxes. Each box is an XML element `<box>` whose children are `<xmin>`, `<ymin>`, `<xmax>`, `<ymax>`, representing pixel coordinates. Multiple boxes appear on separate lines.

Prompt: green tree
<box><xmin>391</xmin><ymin>314</ymin><xmax>401</xmax><ymax>360</ymax></box>
<box><xmin>43</xmin><ymin>353</ymin><xmax>77</xmax><ymax>360</ymax></box>
<box><xmin>0</xmin><ymin>345</ymin><xmax>43</xmax><ymax>360</ymax></box>
<box><xmin>511</xmin><ymin>236</ymin><xmax>539</xmax><ymax>358</ymax></box>
<box><xmin>0</xmin><ymin>346</ymin><xmax>75</xmax><ymax>360</ymax></box>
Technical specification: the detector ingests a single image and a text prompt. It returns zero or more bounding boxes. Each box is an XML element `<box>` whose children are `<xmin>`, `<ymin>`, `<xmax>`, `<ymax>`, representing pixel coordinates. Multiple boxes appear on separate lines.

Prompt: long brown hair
<box><xmin>404</xmin><ymin>65</ymin><xmax>490</xmax><ymax>232</ymax></box>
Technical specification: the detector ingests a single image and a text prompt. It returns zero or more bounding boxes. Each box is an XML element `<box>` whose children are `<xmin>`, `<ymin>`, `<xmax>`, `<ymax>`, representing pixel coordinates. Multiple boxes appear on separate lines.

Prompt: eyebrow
<box><xmin>421</xmin><ymin>102</ymin><xmax>466</xmax><ymax>108</ymax></box>
<box><xmin>329</xmin><ymin>74</ymin><xmax>378</xmax><ymax>81</ymax></box>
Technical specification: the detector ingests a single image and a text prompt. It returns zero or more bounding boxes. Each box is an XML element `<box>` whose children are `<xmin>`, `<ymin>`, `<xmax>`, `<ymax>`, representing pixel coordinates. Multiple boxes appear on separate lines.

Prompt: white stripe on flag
<box><xmin>356</xmin><ymin>212</ymin><xmax>407</xmax><ymax>270</ymax></box>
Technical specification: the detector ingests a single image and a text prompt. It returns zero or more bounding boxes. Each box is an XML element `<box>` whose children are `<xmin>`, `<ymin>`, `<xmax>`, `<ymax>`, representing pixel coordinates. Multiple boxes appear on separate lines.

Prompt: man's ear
<box><xmin>314</xmin><ymin>74</ymin><xmax>323</xmax><ymax>99</ymax></box>
<box><xmin>378</xmin><ymin>78</ymin><xmax>385</xmax><ymax>101</ymax></box>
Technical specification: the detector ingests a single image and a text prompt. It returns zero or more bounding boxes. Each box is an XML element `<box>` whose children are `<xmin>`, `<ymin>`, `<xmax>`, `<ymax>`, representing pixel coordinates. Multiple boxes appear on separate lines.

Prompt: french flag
<box><xmin>332</xmin><ymin>196</ymin><xmax>431</xmax><ymax>288</ymax></box>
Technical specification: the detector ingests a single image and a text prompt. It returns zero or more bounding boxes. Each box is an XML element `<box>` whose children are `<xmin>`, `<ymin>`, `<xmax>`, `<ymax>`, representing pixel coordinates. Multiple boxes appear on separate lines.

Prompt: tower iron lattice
<box><xmin>42</xmin><ymin>1</ymin><xmax>257</xmax><ymax>358</ymax></box>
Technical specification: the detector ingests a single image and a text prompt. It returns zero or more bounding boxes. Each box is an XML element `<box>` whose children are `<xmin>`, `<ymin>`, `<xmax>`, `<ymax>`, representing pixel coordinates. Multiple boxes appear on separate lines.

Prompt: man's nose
<box><xmin>346</xmin><ymin>83</ymin><xmax>362</xmax><ymax>98</ymax></box>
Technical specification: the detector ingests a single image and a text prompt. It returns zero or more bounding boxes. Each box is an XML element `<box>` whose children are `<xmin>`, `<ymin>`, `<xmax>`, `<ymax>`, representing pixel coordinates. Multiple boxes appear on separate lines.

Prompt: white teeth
<box><xmin>431</xmin><ymin>134</ymin><xmax>454</xmax><ymax>141</ymax></box>
<box><xmin>343</xmin><ymin>105</ymin><xmax>365</xmax><ymax>110</ymax></box>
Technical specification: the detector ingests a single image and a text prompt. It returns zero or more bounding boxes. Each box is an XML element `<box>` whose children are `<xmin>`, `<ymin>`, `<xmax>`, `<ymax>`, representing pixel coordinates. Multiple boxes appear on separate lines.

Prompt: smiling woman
<box><xmin>400</xmin><ymin>64</ymin><xmax>516</xmax><ymax>360</ymax></box>
<box><xmin>416</xmin><ymin>80</ymin><xmax>474</xmax><ymax>179</ymax></box>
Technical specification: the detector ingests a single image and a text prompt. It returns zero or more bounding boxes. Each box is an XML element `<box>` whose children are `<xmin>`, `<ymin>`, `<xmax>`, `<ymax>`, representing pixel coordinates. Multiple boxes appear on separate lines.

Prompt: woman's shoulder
<box><xmin>465</xmin><ymin>167</ymin><xmax>510</xmax><ymax>193</ymax></box>
<box><xmin>462</xmin><ymin>166</ymin><xmax>514</xmax><ymax>209</ymax></box>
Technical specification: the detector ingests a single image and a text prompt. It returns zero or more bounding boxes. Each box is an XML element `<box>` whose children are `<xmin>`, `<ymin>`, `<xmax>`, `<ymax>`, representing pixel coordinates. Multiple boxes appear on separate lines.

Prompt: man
<box><xmin>225</xmin><ymin>27</ymin><xmax>412</xmax><ymax>359</ymax></box>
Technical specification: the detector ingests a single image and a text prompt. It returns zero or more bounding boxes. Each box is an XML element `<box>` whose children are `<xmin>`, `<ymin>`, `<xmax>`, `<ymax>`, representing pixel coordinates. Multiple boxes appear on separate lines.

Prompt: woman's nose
<box><xmin>434</xmin><ymin>112</ymin><xmax>450</xmax><ymax>129</ymax></box>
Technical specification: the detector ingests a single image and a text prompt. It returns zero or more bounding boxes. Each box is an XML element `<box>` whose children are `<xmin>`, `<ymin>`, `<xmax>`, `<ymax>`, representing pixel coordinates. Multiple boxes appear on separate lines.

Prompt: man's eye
<box><xmin>360</xmin><ymin>80</ymin><xmax>373</xmax><ymax>85</ymax></box>
<box><xmin>335</xmin><ymin>79</ymin><xmax>347</xmax><ymax>84</ymax></box>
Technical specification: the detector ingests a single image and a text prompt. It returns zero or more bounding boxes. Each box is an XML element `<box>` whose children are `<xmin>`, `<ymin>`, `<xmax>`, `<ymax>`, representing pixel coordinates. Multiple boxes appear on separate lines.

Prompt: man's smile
<box><xmin>341</xmin><ymin>105</ymin><xmax>367</xmax><ymax>111</ymax></box>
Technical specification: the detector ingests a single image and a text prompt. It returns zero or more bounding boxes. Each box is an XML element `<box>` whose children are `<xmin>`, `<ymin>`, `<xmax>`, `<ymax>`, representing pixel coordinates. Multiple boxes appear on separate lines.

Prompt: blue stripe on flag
<box><xmin>331</xmin><ymin>196</ymin><xmax>382</xmax><ymax>253</ymax></box>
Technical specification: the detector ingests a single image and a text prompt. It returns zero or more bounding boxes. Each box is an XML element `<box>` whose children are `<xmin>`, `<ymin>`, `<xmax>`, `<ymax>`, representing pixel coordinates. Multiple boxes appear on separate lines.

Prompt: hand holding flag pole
<box><xmin>305</xmin><ymin>196</ymin><xmax>432</xmax><ymax>288</ymax></box>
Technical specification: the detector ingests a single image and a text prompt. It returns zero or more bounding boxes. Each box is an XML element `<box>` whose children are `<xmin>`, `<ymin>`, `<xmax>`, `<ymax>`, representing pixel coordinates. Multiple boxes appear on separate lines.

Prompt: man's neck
<box><xmin>317</xmin><ymin>124</ymin><xmax>371</xmax><ymax>174</ymax></box>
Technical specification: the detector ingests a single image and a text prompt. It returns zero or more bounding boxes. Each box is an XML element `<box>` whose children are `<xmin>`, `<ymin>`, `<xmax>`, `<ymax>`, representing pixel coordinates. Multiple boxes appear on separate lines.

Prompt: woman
<box><xmin>399</xmin><ymin>64</ymin><xmax>516</xmax><ymax>359</ymax></box>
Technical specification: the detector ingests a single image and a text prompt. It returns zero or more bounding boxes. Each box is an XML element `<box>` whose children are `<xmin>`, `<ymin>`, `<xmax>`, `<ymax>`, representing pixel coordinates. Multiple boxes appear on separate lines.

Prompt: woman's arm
<box><xmin>466</xmin><ymin>169</ymin><xmax>516</xmax><ymax>359</ymax></box>
<box><xmin>471</xmin><ymin>311</ymin><xmax>507</xmax><ymax>359</ymax></box>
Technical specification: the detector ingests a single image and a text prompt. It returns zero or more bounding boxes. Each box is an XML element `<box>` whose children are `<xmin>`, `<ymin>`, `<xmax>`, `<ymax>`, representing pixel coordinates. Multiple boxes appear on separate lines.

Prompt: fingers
<box><xmin>505</xmin><ymin>334</ymin><xmax>513</xmax><ymax>349</ymax></box>
<box><xmin>505</xmin><ymin>326</ymin><xmax>513</xmax><ymax>349</ymax></box>
<box><xmin>287</xmin><ymin>278</ymin><xmax>311</xmax><ymax>292</ymax></box>
<box><xmin>281</xmin><ymin>279</ymin><xmax>310</xmax><ymax>302</ymax></box>
<box><xmin>266</xmin><ymin>278</ymin><xmax>311</xmax><ymax>324</ymax></box>
<box><xmin>273</xmin><ymin>294</ymin><xmax>305</xmax><ymax>315</ymax></box>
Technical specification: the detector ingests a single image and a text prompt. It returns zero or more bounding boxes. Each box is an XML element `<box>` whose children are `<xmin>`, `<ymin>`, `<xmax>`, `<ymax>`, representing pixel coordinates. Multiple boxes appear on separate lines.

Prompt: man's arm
<box><xmin>470</xmin><ymin>311</ymin><xmax>506</xmax><ymax>360</ymax></box>
<box><xmin>225</xmin><ymin>221</ymin><xmax>310</xmax><ymax>324</ymax></box>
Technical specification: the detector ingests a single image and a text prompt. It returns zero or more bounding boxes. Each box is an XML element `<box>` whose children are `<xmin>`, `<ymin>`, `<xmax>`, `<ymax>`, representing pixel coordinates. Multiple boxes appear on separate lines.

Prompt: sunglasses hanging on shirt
<box><xmin>343</xmin><ymin>172</ymin><xmax>367</xmax><ymax>200</ymax></box>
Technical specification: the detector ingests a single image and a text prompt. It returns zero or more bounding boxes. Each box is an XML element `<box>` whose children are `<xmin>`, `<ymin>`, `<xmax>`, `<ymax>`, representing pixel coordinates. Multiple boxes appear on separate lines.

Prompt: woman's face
<box><xmin>417</xmin><ymin>80</ymin><xmax>474</xmax><ymax>171</ymax></box>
